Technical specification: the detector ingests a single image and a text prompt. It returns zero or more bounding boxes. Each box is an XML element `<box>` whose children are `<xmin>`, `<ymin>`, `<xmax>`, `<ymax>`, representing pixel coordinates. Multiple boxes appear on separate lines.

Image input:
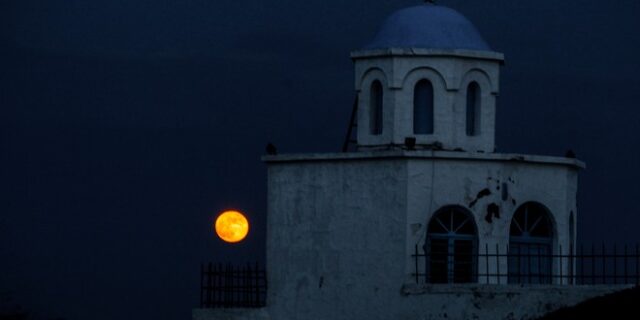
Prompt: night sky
<box><xmin>1</xmin><ymin>0</ymin><xmax>640</xmax><ymax>319</ymax></box>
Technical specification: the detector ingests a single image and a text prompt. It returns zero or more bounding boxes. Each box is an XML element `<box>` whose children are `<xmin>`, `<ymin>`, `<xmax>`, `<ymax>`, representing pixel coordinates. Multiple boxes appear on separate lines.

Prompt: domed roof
<box><xmin>363</xmin><ymin>4</ymin><xmax>491</xmax><ymax>51</ymax></box>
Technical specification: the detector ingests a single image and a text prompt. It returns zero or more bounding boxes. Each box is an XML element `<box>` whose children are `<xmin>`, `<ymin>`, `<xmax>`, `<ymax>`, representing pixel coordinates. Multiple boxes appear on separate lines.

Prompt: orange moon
<box><xmin>215</xmin><ymin>210</ymin><xmax>249</xmax><ymax>243</ymax></box>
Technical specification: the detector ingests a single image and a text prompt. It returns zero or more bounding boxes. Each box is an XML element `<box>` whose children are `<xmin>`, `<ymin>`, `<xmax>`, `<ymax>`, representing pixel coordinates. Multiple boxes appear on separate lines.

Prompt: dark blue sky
<box><xmin>1</xmin><ymin>0</ymin><xmax>640</xmax><ymax>319</ymax></box>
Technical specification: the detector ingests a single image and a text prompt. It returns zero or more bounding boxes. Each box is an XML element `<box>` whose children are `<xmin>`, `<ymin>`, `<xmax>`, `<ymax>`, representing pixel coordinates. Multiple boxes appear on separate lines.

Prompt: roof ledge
<box><xmin>350</xmin><ymin>48</ymin><xmax>505</xmax><ymax>63</ymax></box>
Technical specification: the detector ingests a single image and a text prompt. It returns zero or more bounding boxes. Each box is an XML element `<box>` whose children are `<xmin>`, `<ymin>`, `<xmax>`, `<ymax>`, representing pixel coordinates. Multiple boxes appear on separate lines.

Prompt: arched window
<box><xmin>424</xmin><ymin>206</ymin><xmax>477</xmax><ymax>283</ymax></box>
<box><xmin>369</xmin><ymin>80</ymin><xmax>383</xmax><ymax>135</ymax></box>
<box><xmin>413</xmin><ymin>79</ymin><xmax>434</xmax><ymax>134</ymax></box>
<box><xmin>466</xmin><ymin>82</ymin><xmax>481</xmax><ymax>136</ymax></box>
<box><xmin>508</xmin><ymin>202</ymin><xmax>554</xmax><ymax>284</ymax></box>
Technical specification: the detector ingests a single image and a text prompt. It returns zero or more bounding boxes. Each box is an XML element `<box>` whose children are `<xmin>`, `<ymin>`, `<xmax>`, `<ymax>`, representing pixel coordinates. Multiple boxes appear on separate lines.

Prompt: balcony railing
<box><xmin>412</xmin><ymin>243</ymin><xmax>640</xmax><ymax>285</ymax></box>
<box><xmin>200</xmin><ymin>262</ymin><xmax>267</xmax><ymax>308</ymax></box>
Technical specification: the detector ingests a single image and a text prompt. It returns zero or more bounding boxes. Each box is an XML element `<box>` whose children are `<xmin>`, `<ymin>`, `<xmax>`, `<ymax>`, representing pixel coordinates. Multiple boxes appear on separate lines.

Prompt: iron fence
<box><xmin>412</xmin><ymin>243</ymin><xmax>640</xmax><ymax>285</ymax></box>
<box><xmin>200</xmin><ymin>262</ymin><xmax>267</xmax><ymax>308</ymax></box>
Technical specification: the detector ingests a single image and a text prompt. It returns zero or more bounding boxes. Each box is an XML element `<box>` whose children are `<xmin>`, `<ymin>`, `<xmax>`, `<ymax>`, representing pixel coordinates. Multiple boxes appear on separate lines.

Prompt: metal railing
<box><xmin>412</xmin><ymin>243</ymin><xmax>640</xmax><ymax>285</ymax></box>
<box><xmin>200</xmin><ymin>262</ymin><xmax>267</xmax><ymax>308</ymax></box>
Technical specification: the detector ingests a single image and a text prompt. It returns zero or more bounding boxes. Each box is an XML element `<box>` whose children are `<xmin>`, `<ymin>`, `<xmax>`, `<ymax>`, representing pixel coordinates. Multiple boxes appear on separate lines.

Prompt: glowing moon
<box><xmin>215</xmin><ymin>210</ymin><xmax>249</xmax><ymax>243</ymax></box>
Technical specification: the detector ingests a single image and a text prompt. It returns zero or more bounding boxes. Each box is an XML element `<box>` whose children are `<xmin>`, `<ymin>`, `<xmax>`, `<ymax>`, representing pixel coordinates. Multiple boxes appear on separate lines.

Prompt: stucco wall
<box><xmin>353</xmin><ymin>50</ymin><xmax>502</xmax><ymax>153</ymax></box>
<box><xmin>266</xmin><ymin>158</ymin><xmax>408</xmax><ymax>320</ymax></box>
<box><xmin>193</xmin><ymin>285</ymin><xmax>628</xmax><ymax>320</ymax></box>
<box><xmin>257</xmin><ymin>151</ymin><xmax>583</xmax><ymax>320</ymax></box>
<box><xmin>404</xmin><ymin>157</ymin><xmax>579</xmax><ymax>284</ymax></box>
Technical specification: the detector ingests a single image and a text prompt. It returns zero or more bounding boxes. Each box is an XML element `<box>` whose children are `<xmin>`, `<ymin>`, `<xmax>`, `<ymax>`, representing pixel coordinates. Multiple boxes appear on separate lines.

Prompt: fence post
<box><xmin>425</xmin><ymin>241</ymin><xmax>430</xmax><ymax>284</ymax></box>
<box><xmin>485</xmin><ymin>243</ymin><xmax>490</xmax><ymax>284</ymax></box>
<box><xmin>496</xmin><ymin>244</ymin><xmax>500</xmax><ymax>285</ymax></box>
<box><xmin>614</xmin><ymin>244</ymin><xmax>617</xmax><ymax>285</ymax></box>
<box><xmin>255</xmin><ymin>261</ymin><xmax>261</xmax><ymax>307</ymax></box>
<box><xmin>624</xmin><ymin>245</ymin><xmax>628</xmax><ymax>284</ymax></box>
<box><xmin>602</xmin><ymin>243</ymin><xmax>606</xmax><ymax>285</ymax></box>
<box><xmin>414</xmin><ymin>244</ymin><xmax>419</xmax><ymax>283</ymax></box>
<box><xmin>636</xmin><ymin>243</ymin><xmax>640</xmax><ymax>285</ymax></box>
<box><xmin>527</xmin><ymin>245</ymin><xmax>531</xmax><ymax>284</ymax></box>
<box><xmin>569</xmin><ymin>243</ymin><xmax>574</xmax><ymax>285</ymax></box>
<box><xmin>579</xmin><ymin>245</ymin><xmax>583</xmax><ymax>285</ymax></box>
<box><xmin>208</xmin><ymin>263</ymin><xmax>214</xmax><ymax>308</ymax></box>
<box><xmin>200</xmin><ymin>263</ymin><xmax>204</xmax><ymax>307</ymax></box>
<box><xmin>559</xmin><ymin>245</ymin><xmax>563</xmax><ymax>285</ymax></box>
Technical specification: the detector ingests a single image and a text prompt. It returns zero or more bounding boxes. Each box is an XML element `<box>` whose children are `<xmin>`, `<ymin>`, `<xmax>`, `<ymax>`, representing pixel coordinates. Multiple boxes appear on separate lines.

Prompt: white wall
<box><xmin>259</xmin><ymin>150</ymin><xmax>583</xmax><ymax>320</ymax></box>
<box><xmin>353</xmin><ymin>49</ymin><xmax>502</xmax><ymax>153</ymax></box>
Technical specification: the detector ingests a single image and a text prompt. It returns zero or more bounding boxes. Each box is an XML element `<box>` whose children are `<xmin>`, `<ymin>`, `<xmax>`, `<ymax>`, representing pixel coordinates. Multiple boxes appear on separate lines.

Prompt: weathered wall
<box><xmin>404</xmin><ymin>156</ymin><xmax>579</xmax><ymax>283</ymax></box>
<box><xmin>266</xmin><ymin>158</ymin><xmax>408</xmax><ymax>320</ymax></box>
<box><xmin>397</xmin><ymin>284</ymin><xmax>628</xmax><ymax>320</ymax></box>
<box><xmin>256</xmin><ymin>151</ymin><xmax>584</xmax><ymax>320</ymax></box>
<box><xmin>193</xmin><ymin>285</ymin><xmax>627</xmax><ymax>320</ymax></box>
<box><xmin>353</xmin><ymin>50</ymin><xmax>502</xmax><ymax>153</ymax></box>
<box><xmin>193</xmin><ymin>308</ymin><xmax>269</xmax><ymax>320</ymax></box>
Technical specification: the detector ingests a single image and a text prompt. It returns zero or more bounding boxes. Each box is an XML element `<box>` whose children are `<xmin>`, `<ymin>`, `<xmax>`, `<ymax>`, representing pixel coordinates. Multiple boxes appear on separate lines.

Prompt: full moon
<box><xmin>215</xmin><ymin>210</ymin><xmax>249</xmax><ymax>243</ymax></box>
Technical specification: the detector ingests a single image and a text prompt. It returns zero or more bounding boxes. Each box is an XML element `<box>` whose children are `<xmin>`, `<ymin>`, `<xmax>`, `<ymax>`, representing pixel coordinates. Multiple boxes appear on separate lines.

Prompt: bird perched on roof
<box><xmin>266</xmin><ymin>143</ymin><xmax>277</xmax><ymax>155</ymax></box>
<box><xmin>565</xmin><ymin>149</ymin><xmax>576</xmax><ymax>158</ymax></box>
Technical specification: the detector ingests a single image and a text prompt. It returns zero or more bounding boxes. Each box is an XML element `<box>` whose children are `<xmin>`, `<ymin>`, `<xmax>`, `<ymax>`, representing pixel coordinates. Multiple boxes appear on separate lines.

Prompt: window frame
<box><xmin>508</xmin><ymin>202</ymin><xmax>555</xmax><ymax>284</ymax></box>
<box><xmin>424</xmin><ymin>206</ymin><xmax>478</xmax><ymax>284</ymax></box>
<box><xmin>413</xmin><ymin>79</ymin><xmax>435</xmax><ymax>135</ymax></box>
<box><xmin>369</xmin><ymin>80</ymin><xmax>384</xmax><ymax>135</ymax></box>
<box><xmin>465</xmin><ymin>81</ymin><xmax>481</xmax><ymax>136</ymax></box>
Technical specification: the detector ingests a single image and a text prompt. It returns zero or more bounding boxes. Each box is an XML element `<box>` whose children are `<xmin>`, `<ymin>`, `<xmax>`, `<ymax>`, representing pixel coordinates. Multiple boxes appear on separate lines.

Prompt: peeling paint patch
<box><xmin>469</xmin><ymin>188</ymin><xmax>492</xmax><ymax>208</ymax></box>
<box><xmin>501</xmin><ymin>183</ymin><xmax>509</xmax><ymax>201</ymax></box>
<box><xmin>485</xmin><ymin>203</ymin><xmax>500</xmax><ymax>223</ymax></box>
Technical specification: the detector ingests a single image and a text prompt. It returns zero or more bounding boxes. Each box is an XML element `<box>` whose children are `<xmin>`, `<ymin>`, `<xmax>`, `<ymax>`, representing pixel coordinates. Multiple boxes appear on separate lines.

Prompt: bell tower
<box><xmin>352</xmin><ymin>3</ymin><xmax>504</xmax><ymax>152</ymax></box>
<box><xmin>196</xmin><ymin>3</ymin><xmax>596</xmax><ymax>320</ymax></box>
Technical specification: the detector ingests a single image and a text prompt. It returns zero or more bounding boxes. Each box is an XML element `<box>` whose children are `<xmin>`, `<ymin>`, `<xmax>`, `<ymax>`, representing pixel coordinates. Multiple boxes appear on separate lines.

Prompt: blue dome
<box><xmin>364</xmin><ymin>4</ymin><xmax>491</xmax><ymax>51</ymax></box>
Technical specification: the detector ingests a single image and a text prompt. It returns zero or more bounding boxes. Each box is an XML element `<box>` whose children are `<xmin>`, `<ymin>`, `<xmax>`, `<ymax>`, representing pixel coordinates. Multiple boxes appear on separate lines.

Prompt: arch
<box><xmin>508</xmin><ymin>202</ymin><xmax>555</xmax><ymax>284</ymax></box>
<box><xmin>459</xmin><ymin>68</ymin><xmax>494</xmax><ymax>93</ymax></box>
<box><xmin>403</xmin><ymin>67</ymin><xmax>447</xmax><ymax>140</ymax></box>
<box><xmin>402</xmin><ymin>67</ymin><xmax>448</xmax><ymax>91</ymax></box>
<box><xmin>466</xmin><ymin>82</ymin><xmax>481</xmax><ymax>136</ymax></box>
<box><xmin>424</xmin><ymin>205</ymin><xmax>478</xmax><ymax>283</ymax></box>
<box><xmin>358</xmin><ymin>67</ymin><xmax>389</xmax><ymax>90</ymax></box>
<box><xmin>413</xmin><ymin>79</ymin><xmax>434</xmax><ymax>134</ymax></box>
<box><xmin>369</xmin><ymin>80</ymin><xmax>383</xmax><ymax>135</ymax></box>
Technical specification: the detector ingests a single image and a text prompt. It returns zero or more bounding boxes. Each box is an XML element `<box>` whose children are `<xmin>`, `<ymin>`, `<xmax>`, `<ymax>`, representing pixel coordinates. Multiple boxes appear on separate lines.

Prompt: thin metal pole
<box><xmin>342</xmin><ymin>96</ymin><xmax>359</xmax><ymax>152</ymax></box>
<box><xmin>636</xmin><ymin>243</ymin><xmax>640</xmax><ymax>285</ymax></box>
<box><xmin>614</xmin><ymin>244</ymin><xmax>617</xmax><ymax>285</ymax></box>
<box><xmin>208</xmin><ymin>263</ymin><xmax>213</xmax><ymax>307</ymax></box>
<box><xmin>602</xmin><ymin>243</ymin><xmax>606</xmax><ymax>285</ymax></box>
<box><xmin>200</xmin><ymin>263</ymin><xmax>204</xmax><ymax>307</ymax></box>
<box><xmin>528</xmin><ymin>245</ymin><xmax>532</xmax><ymax>284</ymax></box>
<box><xmin>214</xmin><ymin>263</ymin><xmax>219</xmax><ymax>307</ymax></box>
<box><xmin>486</xmin><ymin>243</ymin><xmax>490</xmax><ymax>284</ymax></box>
<box><xmin>425</xmin><ymin>241</ymin><xmax>430</xmax><ymax>283</ymax></box>
<box><xmin>559</xmin><ymin>245</ymin><xmax>563</xmax><ymax>285</ymax></box>
<box><xmin>579</xmin><ymin>245</ymin><xmax>583</xmax><ymax>285</ymax></box>
<box><xmin>591</xmin><ymin>244</ymin><xmax>595</xmax><ymax>284</ymax></box>
<box><xmin>569</xmin><ymin>243</ymin><xmax>574</xmax><ymax>284</ymax></box>
<box><xmin>624</xmin><ymin>245</ymin><xmax>628</xmax><ymax>284</ymax></box>
<box><xmin>496</xmin><ymin>244</ymin><xmax>501</xmax><ymax>285</ymax></box>
<box><xmin>636</xmin><ymin>244</ymin><xmax>639</xmax><ymax>285</ymax></box>
<box><xmin>246</xmin><ymin>262</ymin><xmax>254</xmax><ymax>307</ymax></box>
<box><xmin>537</xmin><ymin>245</ymin><xmax>542</xmax><ymax>284</ymax></box>
<box><xmin>415</xmin><ymin>244</ymin><xmax>419</xmax><ymax>283</ymax></box>
<box><xmin>254</xmin><ymin>261</ymin><xmax>260</xmax><ymax>307</ymax></box>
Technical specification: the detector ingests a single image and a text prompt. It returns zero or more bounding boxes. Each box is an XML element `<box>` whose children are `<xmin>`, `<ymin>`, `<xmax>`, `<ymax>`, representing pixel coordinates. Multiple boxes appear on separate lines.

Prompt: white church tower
<box><xmin>353</xmin><ymin>4</ymin><xmax>501</xmax><ymax>153</ymax></box>
<box><xmin>194</xmin><ymin>3</ymin><xmax>627</xmax><ymax>320</ymax></box>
